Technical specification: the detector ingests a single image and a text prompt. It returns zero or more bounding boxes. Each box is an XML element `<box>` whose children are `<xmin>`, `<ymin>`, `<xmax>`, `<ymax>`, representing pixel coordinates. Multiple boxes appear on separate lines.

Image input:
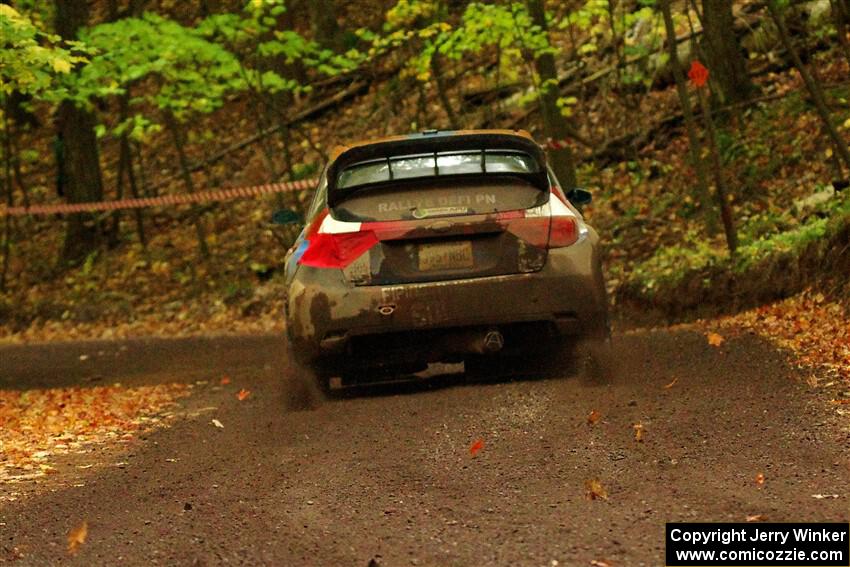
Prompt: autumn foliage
<box><xmin>713</xmin><ymin>291</ymin><xmax>850</xmax><ymax>383</ymax></box>
<box><xmin>0</xmin><ymin>384</ymin><xmax>190</xmax><ymax>482</ymax></box>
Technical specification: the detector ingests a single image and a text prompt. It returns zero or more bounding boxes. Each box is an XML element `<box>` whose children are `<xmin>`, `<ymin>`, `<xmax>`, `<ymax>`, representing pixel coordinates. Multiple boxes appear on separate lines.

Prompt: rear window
<box><xmin>336</xmin><ymin>150</ymin><xmax>540</xmax><ymax>190</ymax></box>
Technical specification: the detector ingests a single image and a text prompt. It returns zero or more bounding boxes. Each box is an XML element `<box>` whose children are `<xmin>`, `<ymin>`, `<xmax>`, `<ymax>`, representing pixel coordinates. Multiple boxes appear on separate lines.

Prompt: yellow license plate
<box><xmin>418</xmin><ymin>241</ymin><xmax>474</xmax><ymax>271</ymax></box>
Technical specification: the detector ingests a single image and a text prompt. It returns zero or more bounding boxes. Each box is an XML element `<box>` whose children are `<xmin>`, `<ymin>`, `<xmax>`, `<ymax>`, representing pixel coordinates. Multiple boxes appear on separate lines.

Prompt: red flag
<box><xmin>688</xmin><ymin>60</ymin><xmax>709</xmax><ymax>88</ymax></box>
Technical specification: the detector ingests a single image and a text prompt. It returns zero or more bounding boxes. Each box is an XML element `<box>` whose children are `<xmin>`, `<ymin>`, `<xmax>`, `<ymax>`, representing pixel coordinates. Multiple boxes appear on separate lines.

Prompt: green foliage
<box><xmin>199</xmin><ymin>0</ymin><xmax>358</xmax><ymax>87</ymax></box>
<box><xmin>384</xmin><ymin>0</ymin><xmax>439</xmax><ymax>29</ymax></box>
<box><xmin>71</xmin><ymin>13</ymin><xmax>244</xmax><ymax>120</ymax></box>
<box><xmin>291</xmin><ymin>162</ymin><xmax>320</xmax><ymax>180</ymax></box>
<box><xmin>28</xmin><ymin>1</ymin><xmax>361</xmax><ymax>145</ymax></box>
<box><xmin>358</xmin><ymin>1</ymin><xmax>450</xmax><ymax>80</ymax></box>
<box><xmin>629</xmin><ymin>232</ymin><xmax>720</xmax><ymax>293</ymax></box>
<box><xmin>557</xmin><ymin>95</ymin><xmax>578</xmax><ymax>117</ymax></box>
<box><xmin>363</xmin><ymin>0</ymin><xmax>552</xmax><ymax>107</ymax></box>
<box><xmin>628</xmin><ymin>192</ymin><xmax>850</xmax><ymax>295</ymax></box>
<box><xmin>0</xmin><ymin>5</ymin><xmax>81</xmax><ymax>99</ymax></box>
<box><xmin>561</xmin><ymin>0</ymin><xmax>663</xmax><ymax>85</ymax></box>
<box><xmin>438</xmin><ymin>3</ymin><xmax>551</xmax><ymax>61</ymax></box>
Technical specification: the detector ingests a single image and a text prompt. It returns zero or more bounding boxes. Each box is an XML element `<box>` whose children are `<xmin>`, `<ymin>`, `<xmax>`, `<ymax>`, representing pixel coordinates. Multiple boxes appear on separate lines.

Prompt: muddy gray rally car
<box><xmin>276</xmin><ymin>129</ymin><xmax>610</xmax><ymax>390</ymax></box>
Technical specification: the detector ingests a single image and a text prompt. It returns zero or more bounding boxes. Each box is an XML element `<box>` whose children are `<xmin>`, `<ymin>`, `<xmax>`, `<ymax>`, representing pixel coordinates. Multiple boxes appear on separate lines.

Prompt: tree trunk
<box><xmin>768</xmin><ymin>2</ymin><xmax>850</xmax><ymax>173</ymax></box>
<box><xmin>1</xmin><ymin>113</ymin><xmax>13</xmax><ymax>291</ymax></box>
<box><xmin>829</xmin><ymin>0</ymin><xmax>850</xmax><ymax>67</ymax></box>
<box><xmin>107</xmin><ymin>0</ymin><xmax>144</xmax><ymax>240</ymax></box>
<box><xmin>700</xmin><ymin>0</ymin><xmax>754</xmax><ymax>104</ymax></box>
<box><xmin>606</xmin><ymin>0</ymin><xmax>626</xmax><ymax>95</ymax></box>
<box><xmin>55</xmin><ymin>0</ymin><xmax>105</xmax><ymax>265</ymax></box>
<box><xmin>254</xmin><ymin>99</ymin><xmax>287</xmax><ymax>207</ymax></box>
<box><xmin>279</xmin><ymin>3</ymin><xmax>309</xmax><ymax>86</ymax></box>
<box><xmin>697</xmin><ymin>89</ymin><xmax>738</xmax><ymax>254</ymax></box>
<box><xmin>163</xmin><ymin>111</ymin><xmax>211</xmax><ymax>260</ymax></box>
<box><xmin>525</xmin><ymin>0</ymin><xmax>578</xmax><ymax>190</ymax></box>
<box><xmin>308</xmin><ymin>0</ymin><xmax>344</xmax><ymax>52</ymax></box>
<box><xmin>659</xmin><ymin>0</ymin><xmax>716</xmax><ymax>234</ymax></box>
<box><xmin>277</xmin><ymin>123</ymin><xmax>298</xmax><ymax>211</ymax></box>
<box><xmin>431</xmin><ymin>48</ymin><xmax>460</xmax><ymax>130</ymax></box>
<box><xmin>116</xmin><ymin>92</ymin><xmax>147</xmax><ymax>247</ymax></box>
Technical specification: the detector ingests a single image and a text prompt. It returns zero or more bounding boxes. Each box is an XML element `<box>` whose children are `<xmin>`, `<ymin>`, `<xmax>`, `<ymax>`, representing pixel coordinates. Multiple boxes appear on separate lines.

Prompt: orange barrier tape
<box><xmin>0</xmin><ymin>178</ymin><xmax>318</xmax><ymax>217</ymax></box>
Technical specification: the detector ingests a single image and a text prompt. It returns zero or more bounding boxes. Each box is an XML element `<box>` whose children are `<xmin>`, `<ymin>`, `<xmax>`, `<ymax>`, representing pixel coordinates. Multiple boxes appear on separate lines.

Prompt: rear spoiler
<box><xmin>326</xmin><ymin>131</ymin><xmax>549</xmax><ymax>206</ymax></box>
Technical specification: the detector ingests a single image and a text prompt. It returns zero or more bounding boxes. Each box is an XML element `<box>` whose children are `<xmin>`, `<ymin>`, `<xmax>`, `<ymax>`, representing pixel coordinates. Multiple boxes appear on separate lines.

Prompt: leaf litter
<box><xmin>707</xmin><ymin>291</ymin><xmax>849</xmax><ymax>383</ymax></box>
<box><xmin>0</xmin><ymin>383</ymin><xmax>190</xmax><ymax>484</ymax></box>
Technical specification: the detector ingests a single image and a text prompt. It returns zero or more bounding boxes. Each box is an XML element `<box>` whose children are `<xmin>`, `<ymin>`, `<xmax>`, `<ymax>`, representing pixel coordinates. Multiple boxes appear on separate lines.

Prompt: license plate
<box><xmin>418</xmin><ymin>241</ymin><xmax>474</xmax><ymax>271</ymax></box>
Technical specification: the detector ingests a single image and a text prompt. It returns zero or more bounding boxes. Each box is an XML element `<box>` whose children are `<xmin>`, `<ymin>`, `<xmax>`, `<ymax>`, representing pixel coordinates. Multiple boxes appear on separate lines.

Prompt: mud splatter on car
<box><xmin>275</xmin><ymin>130</ymin><xmax>610</xmax><ymax>390</ymax></box>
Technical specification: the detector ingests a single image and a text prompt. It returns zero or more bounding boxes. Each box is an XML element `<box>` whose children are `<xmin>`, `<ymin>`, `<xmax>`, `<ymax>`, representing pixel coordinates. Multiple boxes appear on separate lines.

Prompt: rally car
<box><xmin>276</xmin><ymin>130</ymin><xmax>609</xmax><ymax>390</ymax></box>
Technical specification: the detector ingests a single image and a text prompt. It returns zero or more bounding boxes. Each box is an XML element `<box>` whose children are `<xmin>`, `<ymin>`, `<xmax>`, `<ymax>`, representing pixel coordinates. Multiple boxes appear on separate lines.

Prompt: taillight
<box><xmin>506</xmin><ymin>216</ymin><xmax>578</xmax><ymax>248</ymax></box>
<box><xmin>506</xmin><ymin>217</ymin><xmax>550</xmax><ymax>248</ymax></box>
<box><xmin>548</xmin><ymin>216</ymin><xmax>578</xmax><ymax>248</ymax></box>
<box><xmin>298</xmin><ymin>231</ymin><xmax>378</xmax><ymax>268</ymax></box>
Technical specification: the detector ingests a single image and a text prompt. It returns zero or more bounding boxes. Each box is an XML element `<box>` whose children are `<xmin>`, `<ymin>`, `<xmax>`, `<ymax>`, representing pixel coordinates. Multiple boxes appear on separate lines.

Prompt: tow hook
<box><xmin>483</xmin><ymin>329</ymin><xmax>504</xmax><ymax>353</ymax></box>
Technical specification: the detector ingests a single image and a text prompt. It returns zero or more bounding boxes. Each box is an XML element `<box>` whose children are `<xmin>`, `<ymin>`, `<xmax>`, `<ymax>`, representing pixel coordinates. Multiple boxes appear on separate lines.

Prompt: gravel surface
<box><xmin>1</xmin><ymin>330</ymin><xmax>848</xmax><ymax>566</ymax></box>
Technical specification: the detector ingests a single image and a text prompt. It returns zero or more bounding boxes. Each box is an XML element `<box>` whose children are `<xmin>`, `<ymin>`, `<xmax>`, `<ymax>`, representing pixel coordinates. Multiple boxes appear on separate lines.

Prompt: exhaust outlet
<box><xmin>482</xmin><ymin>329</ymin><xmax>504</xmax><ymax>353</ymax></box>
<box><xmin>446</xmin><ymin>328</ymin><xmax>506</xmax><ymax>355</ymax></box>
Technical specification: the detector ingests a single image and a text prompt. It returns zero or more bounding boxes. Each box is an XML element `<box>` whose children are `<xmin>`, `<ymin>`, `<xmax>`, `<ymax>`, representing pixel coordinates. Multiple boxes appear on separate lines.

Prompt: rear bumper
<box><xmin>285</xmin><ymin>235</ymin><xmax>608</xmax><ymax>365</ymax></box>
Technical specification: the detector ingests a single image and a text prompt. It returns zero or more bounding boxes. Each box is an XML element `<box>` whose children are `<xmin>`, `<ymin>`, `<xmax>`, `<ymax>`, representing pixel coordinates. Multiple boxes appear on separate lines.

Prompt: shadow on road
<box><xmin>0</xmin><ymin>334</ymin><xmax>285</xmax><ymax>390</ymax></box>
<box><xmin>319</xmin><ymin>360</ymin><xmax>588</xmax><ymax>401</ymax></box>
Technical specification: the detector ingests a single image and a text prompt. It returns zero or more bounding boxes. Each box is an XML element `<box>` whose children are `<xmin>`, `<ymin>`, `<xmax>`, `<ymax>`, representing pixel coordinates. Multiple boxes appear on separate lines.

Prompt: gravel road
<box><xmin>1</xmin><ymin>330</ymin><xmax>848</xmax><ymax>566</ymax></box>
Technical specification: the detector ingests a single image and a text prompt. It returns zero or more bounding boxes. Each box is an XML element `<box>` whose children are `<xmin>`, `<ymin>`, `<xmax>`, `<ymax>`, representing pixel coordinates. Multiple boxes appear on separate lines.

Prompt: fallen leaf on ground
<box><xmin>812</xmin><ymin>494</ymin><xmax>839</xmax><ymax>499</ymax></box>
<box><xmin>710</xmin><ymin>291</ymin><xmax>849</xmax><ymax>384</ymax></box>
<box><xmin>211</xmin><ymin>419</ymin><xmax>224</xmax><ymax>429</ymax></box>
<box><xmin>469</xmin><ymin>439</ymin><xmax>484</xmax><ymax>457</ymax></box>
<box><xmin>585</xmin><ymin>479</ymin><xmax>608</xmax><ymax>500</ymax></box>
<box><xmin>220</xmin><ymin>376</ymin><xmax>231</xmax><ymax>386</ymax></box>
<box><xmin>590</xmin><ymin>560</ymin><xmax>613</xmax><ymax>567</ymax></box>
<box><xmin>633</xmin><ymin>423</ymin><xmax>644</xmax><ymax>442</ymax></box>
<box><xmin>0</xmin><ymin>383</ymin><xmax>189</xmax><ymax>482</ymax></box>
<box><xmin>706</xmin><ymin>332</ymin><xmax>725</xmax><ymax>347</ymax></box>
<box><xmin>587</xmin><ymin>410</ymin><xmax>601</xmax><ymax>425</ymax></box>
<box><xmin>67</xmin><ymin>521</ymin><xmax>87</xmax><ymax>555</ymax></box>
<box><xmin>663</xmin><ymin>377</ymin><xmax>678</xmax><ymax>389</ymax></box>
<box><xmin>746</xmin><ymin>514</ymin><xmax>767</xmax><ymax>522</ymax></box>
<box><xmin>755</xmin><ymin>472</ymin><xmax>765</xmax><ymax>488</ymax></box>
<box><xmin>237</xmin><ymin>389</ymin><xmax>251</xmax><ymax>401</ymax></box>
<box><xmin>830</xmin><ymin>399</ymin><xmax>850</xmax><ymax>405</ymax></box>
